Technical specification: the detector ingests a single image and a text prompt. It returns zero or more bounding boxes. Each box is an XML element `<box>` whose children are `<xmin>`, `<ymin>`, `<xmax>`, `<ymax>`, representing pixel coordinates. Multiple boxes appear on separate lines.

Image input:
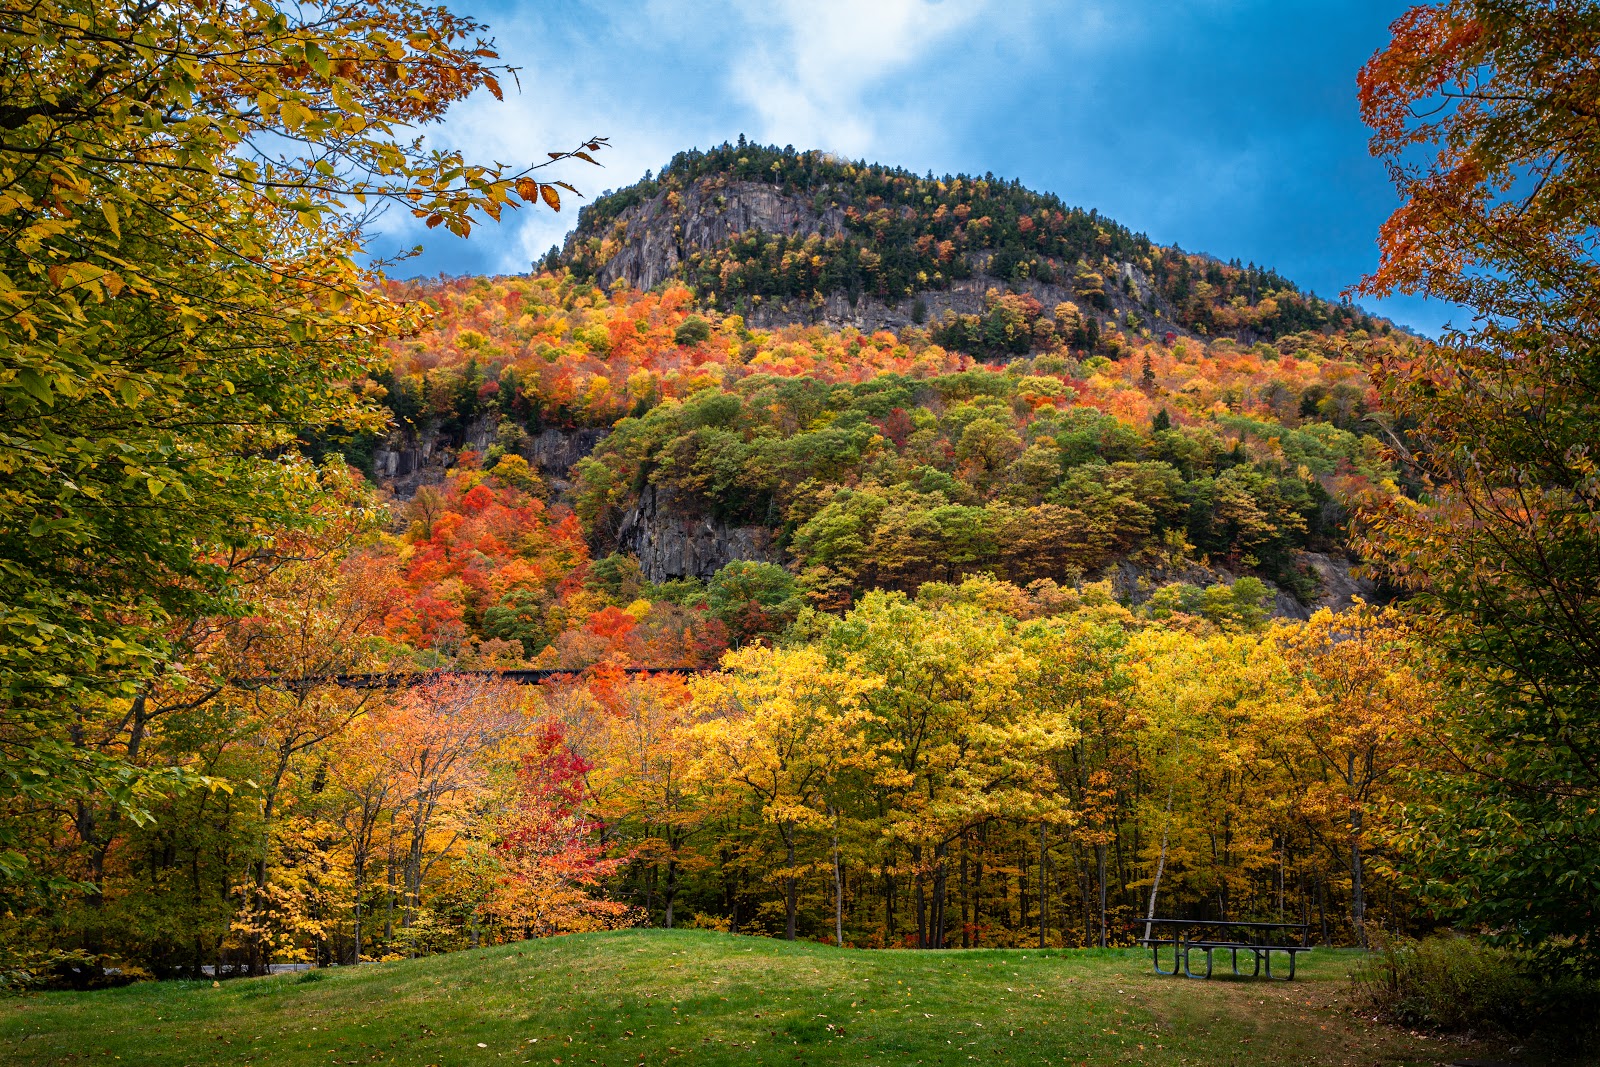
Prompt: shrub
<box><xmin>706</xmin><ymin>560</ymin><xmax>803</xmax><ymax>644</ymax></box>
<box><xmin>674</xmin><ymin>316</ymin><xmax>713</xmax><ymax>346</ymax></box>
<box><xmin>1352</xmin><ymin>933</ymin><xmax>1600</xmax><ymax>1039</ymax></box>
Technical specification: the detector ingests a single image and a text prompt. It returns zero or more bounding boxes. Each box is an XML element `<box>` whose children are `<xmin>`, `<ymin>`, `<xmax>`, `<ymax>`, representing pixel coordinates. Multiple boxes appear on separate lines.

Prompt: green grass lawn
<box><xmin>0</xmin><ymin>929</ymin><xmax>1560</xmax><ymax>1067</ymax></box>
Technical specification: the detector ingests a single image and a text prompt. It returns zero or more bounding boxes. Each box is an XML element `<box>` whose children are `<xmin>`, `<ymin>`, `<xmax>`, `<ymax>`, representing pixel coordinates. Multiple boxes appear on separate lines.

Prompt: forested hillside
<box><xmin>13</xmin><ymin>196</ymin><xmax>1420</xmax><ymax>977</ymax></box>
<box><xmin>361</xmin><ymin>267</ymin><xmax>1391</xmax><ymax>607</ymax></box>
<box><xmin>10</xmin><ymin>0</ymin><xmax>1599</xmax><ymax>1035</ymax></box>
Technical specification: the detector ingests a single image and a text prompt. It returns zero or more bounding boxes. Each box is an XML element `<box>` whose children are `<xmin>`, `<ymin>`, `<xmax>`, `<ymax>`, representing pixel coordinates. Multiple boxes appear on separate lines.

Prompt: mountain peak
<box><xmin>559</xmin><ymin>141</ymin><xmax>1387</xmax><ymax>356</ymax></box>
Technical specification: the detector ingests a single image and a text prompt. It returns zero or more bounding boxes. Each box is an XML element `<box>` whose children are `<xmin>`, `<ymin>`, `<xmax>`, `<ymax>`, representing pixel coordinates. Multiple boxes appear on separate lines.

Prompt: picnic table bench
<box><xmin>1138</xmin><ymin>919</ymin><xmax>1311</xmax><ymax>981</ymax></box>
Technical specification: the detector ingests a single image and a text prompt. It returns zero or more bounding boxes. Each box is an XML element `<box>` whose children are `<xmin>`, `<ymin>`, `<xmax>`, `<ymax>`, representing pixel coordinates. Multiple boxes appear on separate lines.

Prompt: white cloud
<box><xmin>375</xmin><ymin>2</ymin><xmax>698</xmax><ymax>275</ymax></box>
<box><xmin>381</xmin><ymin>0</ymin><xmax>1057</xmax><ymax>276</ymax></box>
<box><xmin>727</xmin><ymin>0</ymin><xmax>994</xmax><ymax>156</ymax></box>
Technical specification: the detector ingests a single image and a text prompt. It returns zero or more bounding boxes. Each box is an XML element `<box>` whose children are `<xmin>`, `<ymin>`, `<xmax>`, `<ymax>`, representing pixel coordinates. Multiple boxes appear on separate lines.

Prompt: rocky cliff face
<box><xmin>1110</xmin><ymin>551</ymin><xmax>1375</xmax><ymax>622</ymax></box>
<box><xmin>740</xmin><ymin>264</ymin><xmax>1166</xmax><ymax>338</ymax></box>
<box><xmin>1295</xmin><ymin>551</ymin><xmax>1376</xmax><ymax>616</ymax></box>
<box><xmin>371</xmin><ymin>415</ymin><xmax>495</xmax><ymax>496</ymax></box>
<box><xmin>522</xmin><ymin>427</ymin><xmax>609</xmax><ymax>493</ymax></box>
<box><xmin>615</xmin><ymin>484</ymin><xmax>780</xmax><ymax>582</ymax></box>
<box><xmin>567</xmin><ymin>180</ymin><xmax>847</xmax><ymax>292</ymax></box>
<box><xmin>372</xmin><ymin>419</ymin><xmax>608</xmax><ymax>500</ymax></box>
<box><xmin>564</xmin><ymin>178</ymin><xmax>1198</xmax><ymax>341</ymax></box>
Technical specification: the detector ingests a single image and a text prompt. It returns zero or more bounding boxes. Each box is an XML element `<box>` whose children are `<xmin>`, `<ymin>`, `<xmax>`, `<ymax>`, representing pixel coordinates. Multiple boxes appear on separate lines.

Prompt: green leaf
<box><xmin>15</xmin><ymin>369</ymin><xmax>54</xmax><ymax>405</ymax></box>
<box><xmin>304</xmin><ymin>41</ymin><xmax>331</xmax><ymax>78</ymax></box>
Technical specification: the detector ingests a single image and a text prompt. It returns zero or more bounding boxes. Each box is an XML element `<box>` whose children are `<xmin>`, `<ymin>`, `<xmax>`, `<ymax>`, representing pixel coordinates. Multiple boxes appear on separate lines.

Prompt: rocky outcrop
<box><xmin>522</xmin><ymin>427</ymin><xmax>607</xmax><ymax>474</ymax></box>
<box><xmin>564</xmin><ymin>177</ymin><xmax>1202</xmax><ymax>342</ymax></box>
<box><xmin>372</xmin><ymin>419</ymin><xmax>608</xmax><ymax>500</ymax></box>
<box><xmin>1110</xmin><ymin>551</ymin><xmax>1376</xmax><ymax>621</ymax></box>
<box><xmin>616</xmin><ymin>484</ymin><xmax>780</xmax><ymax>582</ymax></box>
<box><xmin>521</xmin><ymin>427</ymin><xmax>608</xmax><ymax>494</ymax></box>
<box><xmin>371</xmin><ymin>417</ymin><xmax>494</xmax><ymax>496</ymax></box>
<box><xmin>1298</xmin><ymin>551</ymin><xmax>1376</xmax><ymax>614</ymax></box>
<box><xmin>568</xmin><ymin>180</ymin><xmax>846</xmax><ymax>292</ymax></box>
<box><xmin>741</xmin><ymin>268</ymin><xmax>1171</xmax><ymax>337</ymax></box>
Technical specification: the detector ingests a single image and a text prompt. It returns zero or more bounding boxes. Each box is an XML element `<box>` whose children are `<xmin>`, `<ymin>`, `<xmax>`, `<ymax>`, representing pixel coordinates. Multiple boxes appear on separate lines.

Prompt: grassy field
<box><xmin>0</xmin><ymin>930</ymin><xmax>1563</xmax><ymax>1067</ymax></box>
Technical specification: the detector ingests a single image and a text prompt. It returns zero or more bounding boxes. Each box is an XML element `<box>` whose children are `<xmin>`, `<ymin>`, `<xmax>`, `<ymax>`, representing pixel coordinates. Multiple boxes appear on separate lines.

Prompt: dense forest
<box><xmin>2</xmin><ymin>1</ymin><xmax>1597</xmax><ymax>1041</ymax></box>
<box><xmin>363</xmin><ymin>271</ymin><xmax>1389</xmax><ymax>599</ymax></box>
<box><xmin>2</xmin><ymin>264</ymin><xmax>1425</xmax><ymax>973</ymax></box>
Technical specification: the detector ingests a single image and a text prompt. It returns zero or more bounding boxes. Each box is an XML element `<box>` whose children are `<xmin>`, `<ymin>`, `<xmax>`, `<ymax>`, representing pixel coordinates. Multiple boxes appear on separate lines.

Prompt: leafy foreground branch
<box><xmin>1354</xmin><ymin>0</ymin><xmax>1600</xmax><ymax>977</ymax></box>
<box><xmin>0</xmin><ymin>0</ymin><xmax>600</xmax><ymax>904</ymax></box>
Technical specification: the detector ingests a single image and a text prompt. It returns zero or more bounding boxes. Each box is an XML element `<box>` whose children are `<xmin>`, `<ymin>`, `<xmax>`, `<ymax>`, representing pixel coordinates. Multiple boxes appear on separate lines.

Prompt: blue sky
<box><xmin>383</xmin><ymin>0</ymin><xmax>1453</xmax><ymax>336</ymax></box>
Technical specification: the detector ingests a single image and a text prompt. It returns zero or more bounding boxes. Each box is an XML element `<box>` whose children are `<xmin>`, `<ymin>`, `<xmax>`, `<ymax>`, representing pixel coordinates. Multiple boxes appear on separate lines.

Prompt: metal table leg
<box><xmin>1152</xmin><ymin>940</ymin><xmax>1179</xmax><ymax>976</ymax></box>
<box><xmin>1181</xmin><ymin>941</ymin><xmax>1213</xmax><ymax>979</ymax></box>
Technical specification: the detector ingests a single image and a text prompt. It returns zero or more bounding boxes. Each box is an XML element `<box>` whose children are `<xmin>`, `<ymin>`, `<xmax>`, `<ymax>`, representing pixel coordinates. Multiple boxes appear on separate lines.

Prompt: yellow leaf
<box><xmin>280</xmin><ymin>99</ymin><xmax>311</xmax><ymax>132</ymax></box>
<box><xmin>101</xmin><ymin>202</ymin><xmax>121</xmax><ymax>239</ymax></box>
<box><xmin>540</xmin><ymin>185</ymin><xmax>561</xmax><ymax>211</ymax></box>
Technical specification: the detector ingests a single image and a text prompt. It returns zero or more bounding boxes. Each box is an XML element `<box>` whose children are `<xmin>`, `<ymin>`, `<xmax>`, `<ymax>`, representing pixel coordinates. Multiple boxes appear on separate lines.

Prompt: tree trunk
<box><xmin>830</xmin><ymin>808</ymin><xmax>844</xmax><ymax>947</ymax></box>
<box><xmin>960</xmin><ymin>843</ymin><xmax>970</xmax><ymax>949</ymax></box>
<box><xmin>884</xmin><ymin>864</ymin><xmax>896</xmax><ymax>942</ymax></box>
<box><xmin>784</xmin><ymin>822</ymin><xmax>798</xmax><ymax>941</ymax></box>
<box><xmin>1072</xmin><ymin>845</ymin><xmax>1093</xmax><ymax>947</ymax></box>
<box><xmin>1349</xmin><ymin>767</ymin><xmax>1366</xmax><ymax>945</ymax></box>
<box><xmin>1096</xmin><ymin>842</ymin><xmax>1108</xmax><ymax>948</ymax></box>
<box><xmin>912</xmin><ymin>843</ymin><xmax>927</xmax><ymax>949</ymax></box>
<box><xmin>1144</xmin><ymin>781</ymin><xmax>1176</xmax><ymax>943</ymax></box>
<box><xmin>1038</xmin><ymin>823</ymin><xmax>1048</xmax><ymax>949</ymax></box>
<box><xmin>1018</xmin><ymin>861</ymin><xmax>1028</xmax><ymax>938</ymax></box>
<box><xmin>665</xmin><ymin>856</ymin><xmax>677</xmax><ymax>929</ymax></box>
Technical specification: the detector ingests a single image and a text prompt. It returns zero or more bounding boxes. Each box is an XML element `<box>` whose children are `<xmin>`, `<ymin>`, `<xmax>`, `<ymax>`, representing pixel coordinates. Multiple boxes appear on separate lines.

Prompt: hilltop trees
<box><xmin>1357</xmin><ymin>0</ymin><xmax>1600</xmax><ymax>973</ymax></box>
<box><xmin>564</xmin><ymin>142</ymin><xmax>1381</xmax><ymax>344</ymax></box>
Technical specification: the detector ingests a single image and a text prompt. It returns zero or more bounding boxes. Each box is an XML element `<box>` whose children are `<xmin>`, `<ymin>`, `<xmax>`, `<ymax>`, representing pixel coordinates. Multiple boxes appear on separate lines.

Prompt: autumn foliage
<box><xmin>15</xmin><ymin>0</ymin><xmax>1595</xmax><ymax>994</ymax></box>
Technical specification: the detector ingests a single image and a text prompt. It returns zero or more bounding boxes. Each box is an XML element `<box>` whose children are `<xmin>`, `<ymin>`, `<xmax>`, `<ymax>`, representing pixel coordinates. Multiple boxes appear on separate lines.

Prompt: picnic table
<box><xmin>1138</xmin><ymin>919</ymin><xmax>1311</xmax><ymax>980</ymax></box>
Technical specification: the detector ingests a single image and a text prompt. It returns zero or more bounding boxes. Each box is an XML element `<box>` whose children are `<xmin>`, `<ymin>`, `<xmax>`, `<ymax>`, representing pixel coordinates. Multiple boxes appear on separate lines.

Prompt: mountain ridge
<box><xmin>556</xmin><ymin>139</ymin><xmax>1391</xmax><ymax>354</ymax></box>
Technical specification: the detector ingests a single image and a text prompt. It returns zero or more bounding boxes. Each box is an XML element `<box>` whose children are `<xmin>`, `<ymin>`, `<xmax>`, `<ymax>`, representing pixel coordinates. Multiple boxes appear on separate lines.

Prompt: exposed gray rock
<box><xmin>1300</xmin><ymin>550</ymin><xmax>1377</xmax><ymax>614</ymax></box>
<box><xmin>371</xmin><ymin>417</ymin><xmax>484</xmax><ymax>496</ymax></box>
<box><xmin>569</xmin><ymin>180</ymin><xmax>846</xmax><ymax>292</ymax></box>
<box><xmin>1109</xmin><ymin>551</ymin><xmax>1376</xmax><ymax>621</ymax></box>
<box><xmin>740</xmin><ymin>265</ymin><xmax>1180</xmax><ymax>340</ymax></box>
<box><xmin>373</xmin><ymin>420</ymin><xmax>607</xmax><ymax>500</ymax></box>
<box><xmin>519</xmin><ymin>427</ymin><xmax>609</xmax><ymax>489</ymax></box>
<box><xmin>616</xmin><ymin>484</ymin><xmax>780</xmax><ymax>582</ymax></box>
<box><xmin>563</xmin><ymin>176</ymin><xmax>1212</xmax><ymax>345</ymax></box>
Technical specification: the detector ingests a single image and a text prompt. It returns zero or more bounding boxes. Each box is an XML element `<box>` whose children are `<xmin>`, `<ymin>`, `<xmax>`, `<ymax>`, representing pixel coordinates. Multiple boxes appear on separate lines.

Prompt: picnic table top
<box><xmin>1144</xmin><ymin>919</ymin><xmax>1309</xmax><ymax>930</ymax></box>
<box><xmin>1140</xmin><ymin>919</ymin><xmax>1311</xmax><ymax>948</ymax></box>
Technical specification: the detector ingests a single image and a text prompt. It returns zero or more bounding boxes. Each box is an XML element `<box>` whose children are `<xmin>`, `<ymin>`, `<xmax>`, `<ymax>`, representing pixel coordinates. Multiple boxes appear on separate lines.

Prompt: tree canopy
<box><xmin>1356</xmin><ymin>0</ymin><xmax>1600</xmax><ymax>975</ymax></box>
